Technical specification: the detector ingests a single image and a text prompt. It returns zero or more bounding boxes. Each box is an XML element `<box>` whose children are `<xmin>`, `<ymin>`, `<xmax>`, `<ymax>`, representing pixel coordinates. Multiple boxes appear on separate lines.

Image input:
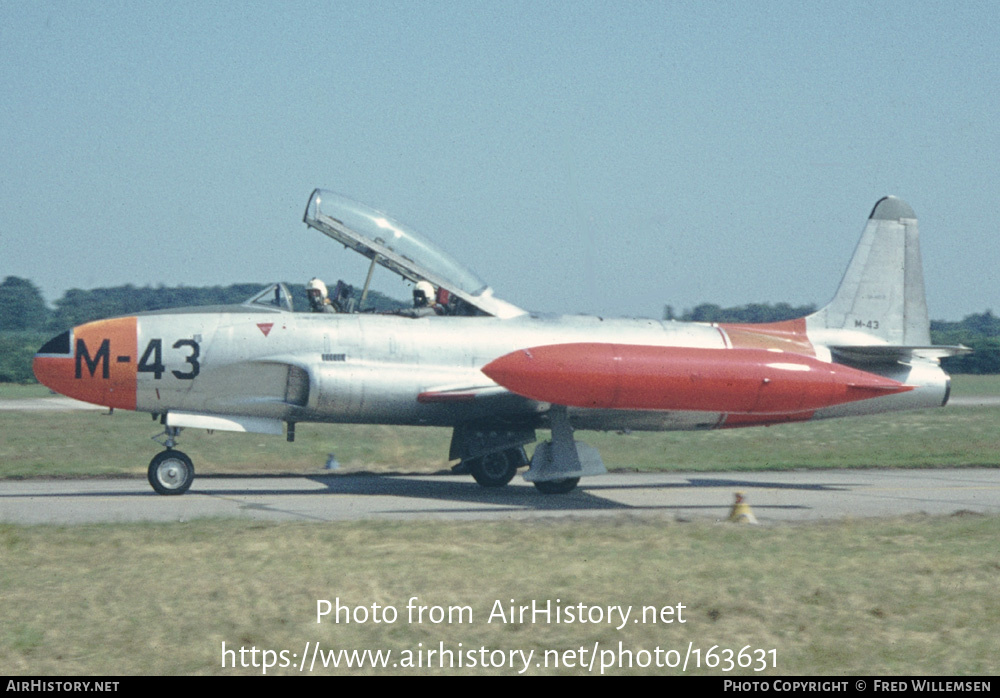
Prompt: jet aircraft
<box><xmin>33</xmin><ymin>190</ymin><xmax>966</xmax><ymax>495</ymax></box>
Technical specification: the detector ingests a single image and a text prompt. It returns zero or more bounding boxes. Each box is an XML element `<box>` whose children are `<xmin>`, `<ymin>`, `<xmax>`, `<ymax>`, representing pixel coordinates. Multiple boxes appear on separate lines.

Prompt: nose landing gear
<box><xmin>148</xmin><ymin>425</ymin><xmax>194</xmax><ymax>495</ymax></box>
<box><xmin>148</xmin><ymin>449</ymin><xmax>194</xmax><ymax>495</ymax></box>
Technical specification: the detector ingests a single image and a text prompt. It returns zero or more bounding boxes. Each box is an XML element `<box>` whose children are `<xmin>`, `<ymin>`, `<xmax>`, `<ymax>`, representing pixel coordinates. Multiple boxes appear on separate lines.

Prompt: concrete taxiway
<box><xmin>1</xmin><ymin>396</ymin><xmax>997</xmax><ymax>524</ymax></box>
<box><xmin>1</xmin><ymin>469</ymin><xmax>998</xmax><ymax>524</ymax></box>
<box><xmin>0</xmin><ymin>396</ymin><xmax>106</xmax><ymax>411</ymax></box>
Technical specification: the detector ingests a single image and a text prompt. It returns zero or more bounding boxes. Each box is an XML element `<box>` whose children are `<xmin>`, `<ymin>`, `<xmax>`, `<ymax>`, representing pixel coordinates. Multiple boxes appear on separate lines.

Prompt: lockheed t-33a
<box><xmin>33</xmin><ymin>190</ymin><xmax>966</xmax><ymax>495</ymax></box>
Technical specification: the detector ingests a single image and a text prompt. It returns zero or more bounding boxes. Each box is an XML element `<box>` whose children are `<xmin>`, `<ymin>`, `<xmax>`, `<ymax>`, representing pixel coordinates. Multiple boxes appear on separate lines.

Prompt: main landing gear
<box><xmin>466</xmin><ymin>448</ymin><xmax>526</xmax><ymax>488</ymax></box>
<box><xmin>450</xmin><ymin>420</ymin><xmax>599</xmax><ymax>494</ymax></box>
<box><xmin>462</xmin><ymin>447</ymin><xmax>581</xmax><ymax>494</ymax></box>
<box><xmin>148</xmin><ymin>425</ymin><xmax>194</xmax><ymax>495</ymax></box>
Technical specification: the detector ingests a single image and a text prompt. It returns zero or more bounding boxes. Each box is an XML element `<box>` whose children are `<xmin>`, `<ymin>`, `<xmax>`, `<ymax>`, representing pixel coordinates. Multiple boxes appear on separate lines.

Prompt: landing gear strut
<box><xmin>523</xmin><ymin>406</ymin><xmax>605</xmax><ymax>494</ymax></box>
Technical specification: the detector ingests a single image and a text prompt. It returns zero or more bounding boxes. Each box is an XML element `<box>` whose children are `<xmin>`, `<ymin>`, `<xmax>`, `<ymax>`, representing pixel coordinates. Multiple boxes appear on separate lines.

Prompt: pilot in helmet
<box><xmin>403</xmin><ymin>280</ymin><xmax>444</xmax><ymax>317</ymax></box>
<box><xmin>413</xmin><ymin>281</ymin><xmax>435</xmax><ymax>308</ymax></box>
<box><xmin>306</xmin><ymin>278</ymin><xmax>335</xmax><ymax>313</ymax></box>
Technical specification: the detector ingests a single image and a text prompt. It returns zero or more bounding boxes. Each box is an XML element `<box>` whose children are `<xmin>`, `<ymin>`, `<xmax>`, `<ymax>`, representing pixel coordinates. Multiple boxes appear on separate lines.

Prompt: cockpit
<box><xmin>301</xmin><ymin>189</ymin><xmax>525</xmax><ymax>319</ymax></box>
<box><xmin>241</xmin><ymin>191</ymin><xmax>526</xmax><ymax>318</ymax></box>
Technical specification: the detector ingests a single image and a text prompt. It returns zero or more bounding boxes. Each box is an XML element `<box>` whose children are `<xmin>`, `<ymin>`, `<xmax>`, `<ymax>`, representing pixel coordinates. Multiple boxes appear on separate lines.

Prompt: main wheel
<box><xmin>533</xmin><ymin>477</ymin><xmax>580</xmax><ymax>495</ymax></box>
<box><xmin>148</xmin><ymin>450</ymin><xmax>195</xmax><ymax>495</ymax></box>
<box><xmin>468</xmin><ymin>450</ymin><xmax>519</xmax><ymax>488</ymax></box>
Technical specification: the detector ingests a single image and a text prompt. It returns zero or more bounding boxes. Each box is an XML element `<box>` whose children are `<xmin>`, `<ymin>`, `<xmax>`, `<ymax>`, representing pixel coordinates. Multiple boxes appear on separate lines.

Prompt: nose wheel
<box><xmin>148</xmin><ymin>450</ymin><xmax>195</xmax><ymax>495</ymax></box>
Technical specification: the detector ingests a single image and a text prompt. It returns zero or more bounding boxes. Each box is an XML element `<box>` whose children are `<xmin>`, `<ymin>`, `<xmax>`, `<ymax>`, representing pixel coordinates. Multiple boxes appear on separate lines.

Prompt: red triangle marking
<box><xmin>257</xmin><ymin>323</ymin><xmax>274</xmax><ymax>337</ymax></box>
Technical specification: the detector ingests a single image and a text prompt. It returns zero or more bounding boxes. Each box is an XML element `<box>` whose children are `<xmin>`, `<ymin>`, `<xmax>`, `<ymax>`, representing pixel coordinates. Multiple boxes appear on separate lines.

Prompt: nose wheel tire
<box><xmin>148</xmin><ymin>450</ymin><xmax>195</xmax><ymax>495</ymax></box>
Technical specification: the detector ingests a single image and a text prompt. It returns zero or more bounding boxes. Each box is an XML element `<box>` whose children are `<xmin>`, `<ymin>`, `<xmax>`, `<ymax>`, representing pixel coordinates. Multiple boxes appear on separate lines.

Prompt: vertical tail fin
<box><xmin>807</xmin><ymin>196</ymin><xmax>930</xmax><ymax>346</ymax></box>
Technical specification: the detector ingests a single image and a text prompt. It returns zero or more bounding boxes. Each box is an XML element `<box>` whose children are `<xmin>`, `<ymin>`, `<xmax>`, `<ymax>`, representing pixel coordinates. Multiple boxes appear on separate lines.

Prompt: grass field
<box><xmin>1</xmin><ymin>377</ymin><xmax>998</xmax><ymax>676</ymax></box>
<box><xmin>1</xmin><ymin>515</ymin><xmax>998</xmax><ymax>675</ymax></box>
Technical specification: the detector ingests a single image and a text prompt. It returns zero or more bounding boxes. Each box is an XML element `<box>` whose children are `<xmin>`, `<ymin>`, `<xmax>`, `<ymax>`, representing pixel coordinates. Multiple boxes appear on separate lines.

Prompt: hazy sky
<box><xmin>2</xmin><ymin>1</ymin><xmax>998</xmax><ymax>320</ymax></box>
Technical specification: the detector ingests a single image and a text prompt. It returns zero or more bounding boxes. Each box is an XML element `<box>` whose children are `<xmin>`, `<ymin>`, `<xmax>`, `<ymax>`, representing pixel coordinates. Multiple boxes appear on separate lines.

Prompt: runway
<box><xmin>0</xmin><ymin>396</ymin><xmax>106</xmax><ymax>411</ymax></box>
<box><xmin>1</xmin><ymin>469</ymin><xmax>998</xmax><ymax>524</ymax></box>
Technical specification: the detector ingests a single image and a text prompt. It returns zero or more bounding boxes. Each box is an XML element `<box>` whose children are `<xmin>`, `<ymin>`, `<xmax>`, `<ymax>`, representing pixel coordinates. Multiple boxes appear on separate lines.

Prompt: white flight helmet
<box><xmin>414</xmin><ymin>280</ymin><xmax>435</xmax><ymax>306</ymax></box>
<box><xmin>306</xmin><ymin>278</ymin><xmax>329</xmax><ymax>299</ymax></box>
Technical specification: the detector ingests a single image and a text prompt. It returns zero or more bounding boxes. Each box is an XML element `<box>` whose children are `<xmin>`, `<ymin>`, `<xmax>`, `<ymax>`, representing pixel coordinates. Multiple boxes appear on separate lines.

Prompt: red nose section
<box><xmin>33</xmin><ymin>317</ymin><xmax>138</xmax><ymax>410</ymax></box>
<box><xmin>482</xmin><ymin>343</ymin><xmax>912</xmax><ymax>414</ymax></box>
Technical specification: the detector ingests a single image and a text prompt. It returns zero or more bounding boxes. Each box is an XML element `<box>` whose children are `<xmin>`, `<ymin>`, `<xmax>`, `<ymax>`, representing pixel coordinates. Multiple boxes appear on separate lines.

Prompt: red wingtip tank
<box><xmin>482</xmin><ymin>342</ymin><xmax>912</xmax><ymax>414</ymax></box>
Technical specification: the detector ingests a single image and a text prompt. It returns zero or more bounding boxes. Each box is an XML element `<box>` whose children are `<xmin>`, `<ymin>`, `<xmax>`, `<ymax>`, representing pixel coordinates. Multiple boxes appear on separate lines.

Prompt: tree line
<box><xmin>1</xmin><ymin>276</ymin><xmax>997</xmax><ymax>382</ymax></box>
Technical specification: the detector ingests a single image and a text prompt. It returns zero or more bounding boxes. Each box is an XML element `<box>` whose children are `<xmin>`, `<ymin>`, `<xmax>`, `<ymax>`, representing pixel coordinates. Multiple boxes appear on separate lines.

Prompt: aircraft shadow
<box><xmin>202</xmin><ymin>473</ymin><xmax>628</xmax><ymax>512</ymax></box>
<box><xmin>0</xmin><ymin>473</ymin><xmax>839</xmax><ymax>516</ymax></box>
<box><xmin>195</xmin><ymin>472</ymin><xmax>820</xmax><ymax>514</ymax></box>
<box><xmin>585</xmin><ymin>477</ymin><xmax>849</xmax><ymax>492</ymax></box>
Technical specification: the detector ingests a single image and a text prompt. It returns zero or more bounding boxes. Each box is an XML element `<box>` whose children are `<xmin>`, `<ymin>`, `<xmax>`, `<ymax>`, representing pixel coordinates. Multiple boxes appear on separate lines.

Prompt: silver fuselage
<box><xmin>132</xmin><ymin>307</ymin><xmax>949</xmax><ymax>434</ymax></box>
